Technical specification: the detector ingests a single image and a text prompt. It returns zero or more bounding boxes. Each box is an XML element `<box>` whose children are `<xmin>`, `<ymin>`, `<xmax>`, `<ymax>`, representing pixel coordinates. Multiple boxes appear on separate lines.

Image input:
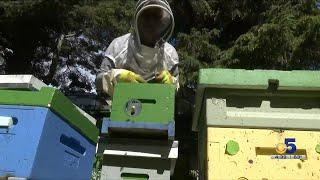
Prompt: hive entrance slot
<box><xmin>121</xmin><ymin>173</ymin><xmax>149</xmax><ymax>180</ymax></box>
<box><xmin>255</xmin><ymin>147</ymin><xmax>307</xmax><ymax>157</ymax></box>
<box><xmin>138</xmin><ymin>99</ymin><xmax>156</xmax><ymax>104</ymax></box>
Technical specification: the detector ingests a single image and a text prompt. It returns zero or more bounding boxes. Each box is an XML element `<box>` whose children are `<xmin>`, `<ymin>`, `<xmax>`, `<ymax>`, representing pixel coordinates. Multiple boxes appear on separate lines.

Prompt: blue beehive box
<box><xmin>0</xmin><ymin>87</ymin><xmax>99</xmax><ymax>179</ymax></box>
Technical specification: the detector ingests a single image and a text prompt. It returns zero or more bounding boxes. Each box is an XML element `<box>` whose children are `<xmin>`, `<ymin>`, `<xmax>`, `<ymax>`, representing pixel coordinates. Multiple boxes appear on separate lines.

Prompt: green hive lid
<box><xmin>192</xmin><ymin>68</ymin><xmax>320</xmax><ymax>131</ymax></box>
<box><xmin>0</xmin><ymin>87</ymin><xmax>99</xmax><ymax>143</ymax></box>
<box><xmin>198</xmin><ymin>68</ymin><xmax>320</xmax><ymax>90</ymax></box>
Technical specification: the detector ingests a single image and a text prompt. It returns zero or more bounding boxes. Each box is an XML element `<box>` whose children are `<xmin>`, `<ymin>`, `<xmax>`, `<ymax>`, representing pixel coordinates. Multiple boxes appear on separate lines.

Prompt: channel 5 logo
<box><xmin>275</xmin><ymin>138</ymin><xmax>296</xmax><ymax>154</ymax></box>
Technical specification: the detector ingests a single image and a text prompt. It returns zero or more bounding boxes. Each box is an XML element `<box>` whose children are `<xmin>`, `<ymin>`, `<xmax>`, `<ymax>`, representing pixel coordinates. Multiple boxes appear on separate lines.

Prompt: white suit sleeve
<box><xmin>96</xmin><ymin>39</ymin><xmax>126</xmax><ymax>96</ymax></box>
<box><xmin>169</xmin><ymin>49</ymin><xmax>180</xmax><ymax>90</ymax></box>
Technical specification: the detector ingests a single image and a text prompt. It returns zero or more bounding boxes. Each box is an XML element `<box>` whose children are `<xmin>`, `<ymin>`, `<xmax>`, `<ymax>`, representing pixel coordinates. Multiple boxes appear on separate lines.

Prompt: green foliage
<box><xmin>174</xmin><ymin>0</ymin><xmax>320</xmax><ymax>86</ymax></box>
<box><xmin>0</xmin><ymin>0</ymin><xmax>136</xmax><ymax>92</ymax></box>
<box><xmin>230</xmin><ymin>23</ymin><xmax>294</xmax><ymax>69</ymax></box>
<box><xmin>0</xmin><ymin>0</ymin><xmax>320</xmax><ymax>89</ymax></box>
<box><xmin>177</xmin><ymin>28</ymin><xmax>220</xmax><ymax>85</ymax></box>
<box><xmin>91</xmin><ymin>154</ymin><xmax>103</xmax><ymax>180</ymax></box>
<box><xmin>69</xmin><ymin>0</ymin><xmax>135</xmax><ymax>43</ymax></box>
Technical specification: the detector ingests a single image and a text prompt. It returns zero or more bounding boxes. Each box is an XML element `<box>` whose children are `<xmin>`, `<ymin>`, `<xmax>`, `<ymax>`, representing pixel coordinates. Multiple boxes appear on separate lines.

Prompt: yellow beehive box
<box><xmin>207</xmin><ymin>127</ymin><xmax>320</xmax><ymax>180</ymax></box>
<box><xmin>192</xmin><ymin>69</ymin><xmax>320</xmax><ymax>180</ymax></box>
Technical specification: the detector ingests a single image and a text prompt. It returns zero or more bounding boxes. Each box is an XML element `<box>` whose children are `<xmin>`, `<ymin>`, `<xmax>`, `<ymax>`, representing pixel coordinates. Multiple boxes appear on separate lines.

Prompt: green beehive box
<box><xmin>107</xmin><ymin>83</ymin><xmax>175</xmax><ymax>139</ymax></box>
<box><xmin>192</xmin><ymin>68</ymin><xmax>320</xmax><ymax>131</ymax></box>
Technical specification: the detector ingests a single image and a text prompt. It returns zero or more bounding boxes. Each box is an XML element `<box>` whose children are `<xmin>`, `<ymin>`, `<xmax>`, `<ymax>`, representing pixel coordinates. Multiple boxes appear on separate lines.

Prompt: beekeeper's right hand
<box><xmin>117</xmin><ymin>69</ymin><xmax>146</xmax><ymax>83</ymax></box>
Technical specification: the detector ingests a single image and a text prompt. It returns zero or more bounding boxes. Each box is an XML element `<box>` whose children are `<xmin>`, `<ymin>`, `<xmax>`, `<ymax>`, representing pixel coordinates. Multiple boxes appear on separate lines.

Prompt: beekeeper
<box><xmin>96</xmin><ymin>0</ymin><xmax>179</xmax><ymax>95</ymax></box>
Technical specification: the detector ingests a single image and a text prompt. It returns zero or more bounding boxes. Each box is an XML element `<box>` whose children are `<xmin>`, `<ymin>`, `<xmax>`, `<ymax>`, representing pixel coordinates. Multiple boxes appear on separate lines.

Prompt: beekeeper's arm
<box><xmin>170</xmin><ymin>49</ymin><xmax>180</xmax><ymax>89</ymax></box>
<box><xmin>155</xmin><ymin>46</ymin><xmax>180</xmax><ymax>89</ymax></box>
<box><xmin>96</xmin><ymin>40</ymin><xmax>145</xmax><ymax>96</ymax></box>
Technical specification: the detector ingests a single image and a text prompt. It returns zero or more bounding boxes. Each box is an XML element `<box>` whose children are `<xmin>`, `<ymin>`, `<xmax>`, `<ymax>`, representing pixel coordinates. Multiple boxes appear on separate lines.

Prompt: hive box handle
<box><xmin>0</xmin><ymin>116</ymin><xmax>13</xmax><ymax>128</ymax></box>
<box><xmin>268</xmin><ymin>79</ymin><xmax>279</xmax><ymax>91</ymax></box>
<box><xmin>60</xmin><ymin>134</ymin><xmax>86</xmax><ymax>155</ymax></box>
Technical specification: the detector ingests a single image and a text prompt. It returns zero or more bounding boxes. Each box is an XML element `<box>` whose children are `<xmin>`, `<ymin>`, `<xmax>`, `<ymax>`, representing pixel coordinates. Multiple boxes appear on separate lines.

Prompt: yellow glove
<box><xmin>155</xmin><ymin>70</ymin><xmax>174</xmax><ymax>84</ymax></box>
<box><xmin>118</xmin><ymin>70</ymin><xmax>146</xmax><ymax>83</ymax></box>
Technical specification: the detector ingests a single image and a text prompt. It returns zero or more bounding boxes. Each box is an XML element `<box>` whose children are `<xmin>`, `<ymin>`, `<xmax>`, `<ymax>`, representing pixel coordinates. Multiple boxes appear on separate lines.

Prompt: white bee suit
<box><xmin>96</xmin><ymin>0</ymin><xmax>179</xmax><ymax>95</ymax></box>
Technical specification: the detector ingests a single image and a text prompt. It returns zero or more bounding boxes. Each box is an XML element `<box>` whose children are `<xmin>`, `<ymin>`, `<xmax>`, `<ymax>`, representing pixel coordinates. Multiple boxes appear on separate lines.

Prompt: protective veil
<box><xmin>96</xmin><ymin>0</ymin><xmax>179</xmax><ymax>96</ymax></box>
